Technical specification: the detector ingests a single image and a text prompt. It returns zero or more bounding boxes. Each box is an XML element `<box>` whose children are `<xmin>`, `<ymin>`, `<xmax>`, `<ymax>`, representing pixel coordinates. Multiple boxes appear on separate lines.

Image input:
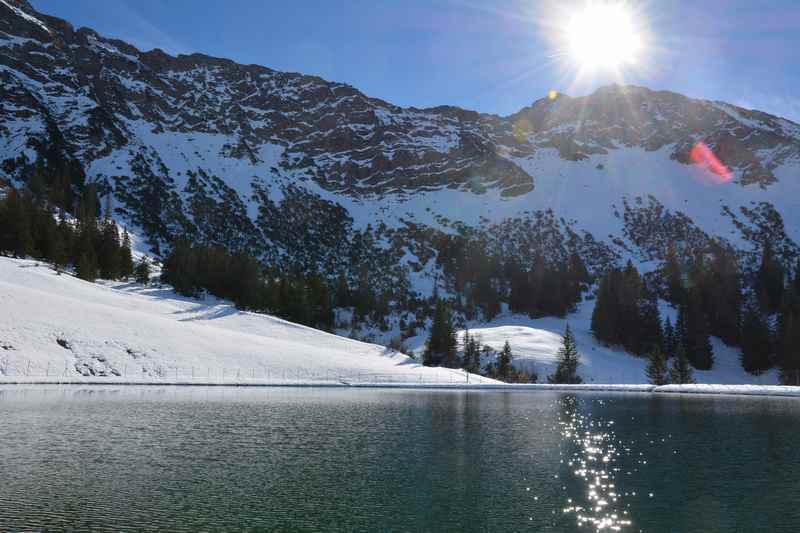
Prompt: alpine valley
<box><xmin>3</xmin><ymin>0</ymin><xmax>800</xmax><ymax>384</ymax></box>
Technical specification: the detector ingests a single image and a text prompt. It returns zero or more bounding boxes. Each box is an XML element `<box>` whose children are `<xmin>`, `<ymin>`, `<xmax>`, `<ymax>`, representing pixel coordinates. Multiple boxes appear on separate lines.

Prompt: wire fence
<box><xmin>0</xmin><ymin>357</ymin><xmax>483</xmax><ymax>384</ymax></box>
<box><xmin>1</xmin><ymin>357</ymin><xmax>794</xmax><ymax>386</ymax></box>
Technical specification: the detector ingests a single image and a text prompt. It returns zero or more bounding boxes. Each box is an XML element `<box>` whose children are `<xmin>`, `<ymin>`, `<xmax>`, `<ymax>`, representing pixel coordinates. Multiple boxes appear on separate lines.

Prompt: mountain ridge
<box><xmin>2</xmin><ymin>1</ymin><xmax>800</xmax><ymax>279</ymax></box>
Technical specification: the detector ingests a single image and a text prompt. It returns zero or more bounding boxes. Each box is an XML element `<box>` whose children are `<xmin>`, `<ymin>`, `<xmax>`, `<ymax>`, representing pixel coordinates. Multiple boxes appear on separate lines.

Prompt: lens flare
<box><xmin>689</xmin><ymin>142</ymin><xmax>732</xmax><ymax>184</ymax></box>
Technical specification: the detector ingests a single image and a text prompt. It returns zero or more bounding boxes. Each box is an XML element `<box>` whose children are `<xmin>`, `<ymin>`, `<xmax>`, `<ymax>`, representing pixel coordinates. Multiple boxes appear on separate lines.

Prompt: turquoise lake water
<box><xmin>0</xmin><ymin>386</ymin><xmax>798</xmax><ymax>532</ymax></box>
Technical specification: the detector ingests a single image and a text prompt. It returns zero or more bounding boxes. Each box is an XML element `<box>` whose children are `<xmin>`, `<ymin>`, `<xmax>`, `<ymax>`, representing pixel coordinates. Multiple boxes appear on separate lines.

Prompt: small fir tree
<box><xmin>75</xmin><ymin>251</ymin><xmax>98</xmax><ymax>282</ymax></box>
<box><xmin>462</xmin><ymin>329</ymin><xmax>482</xmax><ymax>374</ymax></box>
<box><xmin>134</xmin><ymin>256</ymin><xmax>151</xmax><ymax>284</ymax></box>
<box><xmin>497</xmin><ymin>340</ymin><xmax>513</xmax><ymax>380</ymax></box>
<box><xmin>645</xmin><ymin>346</ymin><xmax>669</xmax><ymax>385</ymax></box>
<box><xmin>119</xmin><ymin>230</ymin><xmax>134</xmax><ymax>279</ymax></box>
<box><xmin>424</xmin><ymin>299</ymin><xmax>457</xmax><ymax>367</ymax></box>
<box><xmin>669</xmin><ymin>344</ymin><xmax>695</xmax><ymax>384</ymax></box>
<box><xmin>662</xmin><ymin>317</ymin><xmax>676</xmax><ymax>357</ymax></box>
<box><xmin>548</xmin><ymin>324</ymin><xmax>583</xmax><ymax>384</ymax></box>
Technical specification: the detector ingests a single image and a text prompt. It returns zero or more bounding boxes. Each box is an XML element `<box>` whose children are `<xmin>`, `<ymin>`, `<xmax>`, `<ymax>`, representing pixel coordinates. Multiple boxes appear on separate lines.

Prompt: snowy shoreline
<box><xmin>1</xmin><ymin>380</ymin><xmax>799</xmax><ymax>398</ymax></box>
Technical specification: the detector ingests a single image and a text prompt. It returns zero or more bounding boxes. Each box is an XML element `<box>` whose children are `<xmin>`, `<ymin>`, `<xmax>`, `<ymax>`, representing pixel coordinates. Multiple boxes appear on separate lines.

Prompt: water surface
<box><xmin>0</xmin><ymin>386</ymin><xmax>798</xmax><ymax>532</ymax></box>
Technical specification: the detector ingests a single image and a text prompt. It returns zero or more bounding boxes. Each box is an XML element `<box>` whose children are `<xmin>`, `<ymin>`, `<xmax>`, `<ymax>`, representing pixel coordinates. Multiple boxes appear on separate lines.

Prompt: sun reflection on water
<box><xmin>558</xmin><ymin>396</ymin><xmax>634</xmax><ymax>531</ymax></box>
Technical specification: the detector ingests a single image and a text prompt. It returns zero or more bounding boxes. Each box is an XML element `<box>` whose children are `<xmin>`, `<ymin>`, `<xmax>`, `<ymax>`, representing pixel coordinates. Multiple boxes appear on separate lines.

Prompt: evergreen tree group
<box><xmin>591</xmin><ymin>261</ymin><xmax>663</xmax><ymax>356</ymax></box>
<box><xmin>776</xmin><ymin>264</ymin><xmax>800</xmax><ymax>385</ymax></box>
<box><xmin>507</xmin><ymin>252</ymin><xmax>589</xmax><ymax>319</ymax></box>
<box><xmin>161</xmin><ymin>243</ymin><xmax>335</xmax><ymax>330</ymax></box>
<box><xmin>0</xmin><ymin>187</ymin><xmax>133</xmax><ymax>283</ymax></box>
<box><xmin>656</xmin><ymin>242</ymin><xmax>800</xmax><ymax>379</ymax></box>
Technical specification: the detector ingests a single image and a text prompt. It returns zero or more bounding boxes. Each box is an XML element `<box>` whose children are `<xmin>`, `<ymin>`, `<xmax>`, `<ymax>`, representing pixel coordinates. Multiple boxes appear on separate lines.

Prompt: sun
<box><xmin>565</xmin><ymin>3</ymin><xmax>642</xmax><ymax>71</ymax></box>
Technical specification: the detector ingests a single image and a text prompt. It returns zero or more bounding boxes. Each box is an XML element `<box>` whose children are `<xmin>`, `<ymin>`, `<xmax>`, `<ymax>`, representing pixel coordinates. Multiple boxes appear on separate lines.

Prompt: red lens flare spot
<box><xmin>689</xmin><ymin>142</ymin><xmax>732</xmax><ymax>184</ymax></box>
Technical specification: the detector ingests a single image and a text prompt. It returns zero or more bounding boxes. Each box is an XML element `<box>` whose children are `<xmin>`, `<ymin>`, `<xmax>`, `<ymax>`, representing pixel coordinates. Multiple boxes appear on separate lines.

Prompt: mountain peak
<box><xmin>0</xmin><ymin>0</ymin><xmax>52</xmax><ymax>35</ymax></box>
<box><xmin>1</xmin><ymin>0</ymin><xmax>33</xmax><ymax>10</ymax></box>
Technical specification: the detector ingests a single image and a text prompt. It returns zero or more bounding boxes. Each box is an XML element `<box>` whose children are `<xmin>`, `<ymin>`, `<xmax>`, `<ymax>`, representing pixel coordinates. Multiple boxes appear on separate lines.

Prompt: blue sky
<box><xmin>30</xmin><ymin>0</ymin><xmax>800</xmax><ymax>122</ymax></box>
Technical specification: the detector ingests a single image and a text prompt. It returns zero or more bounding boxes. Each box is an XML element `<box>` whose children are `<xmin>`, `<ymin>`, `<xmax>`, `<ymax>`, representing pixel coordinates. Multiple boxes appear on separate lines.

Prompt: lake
<box><xmin>0</xmin><ymin>386</ymin><xmax>799</xmax><ymax>532</ymax></box>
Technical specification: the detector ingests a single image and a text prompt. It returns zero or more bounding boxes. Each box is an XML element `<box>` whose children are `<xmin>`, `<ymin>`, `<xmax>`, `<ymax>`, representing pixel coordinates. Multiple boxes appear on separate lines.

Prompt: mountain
<box><xmin>2</xmin><ymin>0</ymin><xmax>799</xmax><ymax>267</ymax></box>
<box><xmin>4</xmin><ymin>0</ymin><xmax>800</xmax><ymax>384</ymax></box>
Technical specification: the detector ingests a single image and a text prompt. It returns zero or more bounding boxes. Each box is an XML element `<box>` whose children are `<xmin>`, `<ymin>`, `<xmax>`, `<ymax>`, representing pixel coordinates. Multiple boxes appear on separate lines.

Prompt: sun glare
<box><xmin>565</xmin><ymin>3</ymin><xmax>642</xmax><ymax>71</ymax></box>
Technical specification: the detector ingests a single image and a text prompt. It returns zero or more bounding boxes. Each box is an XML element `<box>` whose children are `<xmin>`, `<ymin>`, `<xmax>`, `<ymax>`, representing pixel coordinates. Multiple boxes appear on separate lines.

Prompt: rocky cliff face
<box><xmin>2</xmin><ymin>0</ymin><xmax>800</xmax><ymax>281</ymax></box>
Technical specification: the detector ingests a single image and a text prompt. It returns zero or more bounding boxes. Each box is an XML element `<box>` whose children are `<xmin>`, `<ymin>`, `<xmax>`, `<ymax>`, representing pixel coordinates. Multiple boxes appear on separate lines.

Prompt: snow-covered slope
<box><xmin>0</xmin><ymin>255</ymin><xmax>772</xmax><ymax>385</ymax></box>
<box><xmin>0</xmin><ymin>257</ymin><xmax>490</xmax><ymax>384</ymax></box>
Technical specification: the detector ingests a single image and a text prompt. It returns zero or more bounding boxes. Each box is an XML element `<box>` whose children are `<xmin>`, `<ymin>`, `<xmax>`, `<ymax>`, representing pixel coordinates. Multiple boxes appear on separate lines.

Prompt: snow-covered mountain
<box><xmin>2</xmin><ymin>0</ymin><xmax>800</xmax><ymax>267</ymax></box>
<box><xmin>3</xmin><ymin>1</ymin><xmax>800</xmax><ymax>384</ymax></box>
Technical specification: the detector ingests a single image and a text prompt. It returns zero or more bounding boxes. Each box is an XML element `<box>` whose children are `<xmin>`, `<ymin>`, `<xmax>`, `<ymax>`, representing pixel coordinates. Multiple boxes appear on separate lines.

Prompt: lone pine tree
<box><xmin>548</xmin><ymin>324</ymin><xmax>582</xmax><ymax>384</ymax></box>
<box><xmin>424</xmin><ymin>299</ymin><xmax>457</xmax><ymax>367</ymax></box>
<box><xmin>497</xmin><ymin>340</ymin><xmax>513</xmax><ymax>380</ymax></box>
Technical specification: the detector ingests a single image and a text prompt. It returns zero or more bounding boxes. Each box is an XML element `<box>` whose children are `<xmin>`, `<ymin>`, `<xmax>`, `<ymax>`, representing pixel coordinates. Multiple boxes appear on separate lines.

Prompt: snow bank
<box><xmin>653</xmin><ymin>384</ymin><xmax>800</xmax><ymax>398</ymax></box>
<box><xmin>0</xmin><ymin>258</ymin><xmax>494</xmax><ymax>385</ymax></box>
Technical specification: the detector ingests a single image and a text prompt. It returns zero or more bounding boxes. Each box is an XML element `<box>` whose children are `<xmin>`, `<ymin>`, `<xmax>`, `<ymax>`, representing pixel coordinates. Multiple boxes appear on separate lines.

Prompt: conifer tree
<box><xmin>97</xmin><ymin>219</ymin><xmax>121</xmax><ymax>279</ymax></box>
<box><xmin>704</xmin><ymin>246</ymin><xmax>742</xmax><ymax>345</ymax></box>
<box><xmin>638</xmin><ymin>296</ymin><xmax>663</xmax><ymax>355</ymax></box>
<box><xmin>777</xmin><ymin>303</ymin><xmax>800</xmax><ymax>385</ymax></box>
<box><xmin>645</xmin><ymin>346</ymin><xmax>669</xmax><ymax>385</ymax></box>
<box><xmin>662</xmin><ymin>317</ymin><xmax>676</xmax><ymax>357</ymax></box>
<box><xmin>462</xmin><ymin>329</ymin><xmax>482</xmax><ymax>374</ymax></box>
<box><xmin>757</xmin><ymin>243</ymin><xmax>785</xmax><ymax>313</ymax></box>
<box><xmin>793</xmin><ymin>259</ymin><xmax>800</xmax><ymax>295</ymax></box>
<box><xmin>669</xmin><ymin>344</ymin><xmax>695</xmax><ymax>384</ymax></box>
<box><xmin>673</xmin><ymin>287</ymin><xmax>715</xmax><ymax>371</ymax></box>
<box><xmin>334</xmin><ymin>272</ymin><xmax>350</xmax><ymax>308</ymax></box>
<box><xmin>424</xmin><ymin>299</ymin><xmax>457</xmax><ymax>366</ymax></box>
<box><xmin>134</xmin><ymin>256</ymin><xmax>151</xmax><ymax>284</ymax></box>
<box><xmin>1</xmin><ymin>189</ymin><xmax>34</xmax><ymax>258</ymax></box>
<box><xmin>740</xmin><ymin>302</ymin><xmax>772</xmax><ymax>375</ymax></box>
<box><xmin>591</xmin><ymin>272</ymin><xmax>616</xmax><ymax>344</ymax></box>
<box><xmin>51</xmin><ymin>231</ymin><xmax>68</xmax><ymax>274</ymax></box>
<box><xmin>119</xmin><ymin>230</ymin><xmax>134</xmax><ymax>279</ymax></box>
<box><xmin>675</xmin><ymin>303</ymin><xmax>689</xmax><ymax>354</ymax></box>
<box><xmin>497</xmin><ymin>340</ymin><xmax>513</xmax><ymax>380</ymax></box>
<box><xmin>75</xmin><ymin>250</ymin><xmax>98</xmax><ymax>282</ymax></box>
<box><xmin>663</xmin><ymin>244</ymin><xmax>684</xmax><ymax>304</ymax></box>
<box><xmin>548</xmin><ymin>324</ymin><xmax>582</xmax><ymax>384</ymax></box>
